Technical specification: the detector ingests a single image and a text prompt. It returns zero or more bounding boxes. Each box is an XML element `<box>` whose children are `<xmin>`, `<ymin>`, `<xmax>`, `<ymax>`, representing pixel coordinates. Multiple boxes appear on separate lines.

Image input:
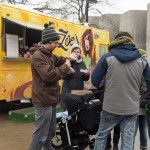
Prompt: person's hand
<box><xmin>65</xmin><ymin>59</ymin><xmax>71</xmax><ymax>68</ymax></box>
<box><xmin>85</xmin><ymin>70</ymin><xmax>90</xmax><ymax>75</ymax></box>
<box><xmin>81</xmin><ymin>69</ymin><xmax>90</xmax><ymax>76</ymax></box>
<box><xmin>140</xmin><ymin>92</ymin><xmax>150</xmax><ymax>108</ymax></box>
<box><xmin>68</xmin><ymin>53</ymin><xmax>77</xmax><ymax>62</ymax></box>
<box><xmin>71</xmin><ymin>53</ymin><xmax>78</xmax><ymax>60</ymax></box>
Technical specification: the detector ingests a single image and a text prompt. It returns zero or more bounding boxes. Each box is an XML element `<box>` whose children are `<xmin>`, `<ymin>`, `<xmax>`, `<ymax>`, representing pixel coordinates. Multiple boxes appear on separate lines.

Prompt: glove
<box><xmin>145</xmin><ymin>101</ymin><xmax>150</xmax><ymax>114</ymax></box>
<box><xmin>140</xmin><ymin>99</ymin><xmax>148</xmax><ymax>108</ymax></box>
<box><xmin>140</xmin><ymin>92</ymin><xmax>150</xmax><ymax>108</ymax></box>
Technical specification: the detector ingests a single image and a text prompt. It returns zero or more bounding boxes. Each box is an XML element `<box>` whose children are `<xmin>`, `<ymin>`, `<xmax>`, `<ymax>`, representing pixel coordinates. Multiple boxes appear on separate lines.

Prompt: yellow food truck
<box><xmin>0</xmin><ymin>4</ymin><xmax>109</xmax><ymax>104</ymax></box>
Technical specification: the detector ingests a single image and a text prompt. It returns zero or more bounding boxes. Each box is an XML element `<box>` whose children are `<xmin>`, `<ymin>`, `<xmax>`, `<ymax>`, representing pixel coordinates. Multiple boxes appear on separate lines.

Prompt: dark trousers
<box><xmin>106</xmin><ymin>124</ymin><xmax>120</xmax><ymax>146</ymax></box>
<box><xmin>147</xmin><ymin>114</ymin><xmax>150</xmax><ymax>138</ymax></box>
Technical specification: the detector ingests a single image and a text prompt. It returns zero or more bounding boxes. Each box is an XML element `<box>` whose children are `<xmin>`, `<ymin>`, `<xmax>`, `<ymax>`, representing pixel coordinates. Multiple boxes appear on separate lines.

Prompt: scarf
<box><xmin>108</xmin><ymin>36</ymin><xmax>135</xmax><ymax>50</ymax></box>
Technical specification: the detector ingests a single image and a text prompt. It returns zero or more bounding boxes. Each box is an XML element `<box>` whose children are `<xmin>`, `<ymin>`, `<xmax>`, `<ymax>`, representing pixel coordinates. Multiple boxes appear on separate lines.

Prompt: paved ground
<box><xmin>0</xmin><ymin>113</ymin><xmax>149</xmax><ymax>150</ymax></box>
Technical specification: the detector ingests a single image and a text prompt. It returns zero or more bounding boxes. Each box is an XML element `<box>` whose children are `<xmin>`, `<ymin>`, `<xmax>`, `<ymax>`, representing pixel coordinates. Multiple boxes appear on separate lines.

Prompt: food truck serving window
<box><xmin>2</xmin><ymin>18</ymin><xmax>42</xmax><ymax>59</ymax></box>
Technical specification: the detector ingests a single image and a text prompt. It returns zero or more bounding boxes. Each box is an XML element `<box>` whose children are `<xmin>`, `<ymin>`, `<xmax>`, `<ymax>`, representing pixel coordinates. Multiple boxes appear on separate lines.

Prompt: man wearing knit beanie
<box><xmin>29</xmin><ymin>24</ymin><xmax>71</xmax><ymax>150</ymax></box>
<box><xmin>41</xmin><ymin>24</ymin><xmax>61</xmax><ymax>44</ymax></box>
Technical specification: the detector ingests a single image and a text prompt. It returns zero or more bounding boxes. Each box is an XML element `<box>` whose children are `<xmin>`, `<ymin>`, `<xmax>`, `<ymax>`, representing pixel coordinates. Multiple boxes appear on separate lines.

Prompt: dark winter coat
<box><xmin>60</xmin><ymin>59</ymin><xmax>90</xmax><ymax>110</ymax></box>
<box><xmin>29</xmin><ymin>44</ymin><xmax>69</xmax><ymax>107</ymax></box>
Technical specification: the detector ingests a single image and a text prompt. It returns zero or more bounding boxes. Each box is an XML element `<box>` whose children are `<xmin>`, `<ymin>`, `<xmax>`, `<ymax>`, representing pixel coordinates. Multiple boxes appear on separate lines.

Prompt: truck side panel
<box><xmin>0</xmin><ymin>4</ymin><xmax>109</xmax><ymax>101</ymax></box>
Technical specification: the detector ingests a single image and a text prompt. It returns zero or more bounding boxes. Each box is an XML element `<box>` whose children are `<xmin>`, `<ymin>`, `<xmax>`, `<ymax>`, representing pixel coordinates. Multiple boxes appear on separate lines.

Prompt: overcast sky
<box><xmin>28</xmin><ymin>0</ymin><xmax>150</xmax><ymax>15</ymax></box>
<box><xmin>11</xmin><ymin>0</ymin><xmax>150</xmax><ymax>22</ymax></box>
<box><xmin>104</xmin><ymin>0</ymin><xmax>150</xmax><ymax>14</ymax></box>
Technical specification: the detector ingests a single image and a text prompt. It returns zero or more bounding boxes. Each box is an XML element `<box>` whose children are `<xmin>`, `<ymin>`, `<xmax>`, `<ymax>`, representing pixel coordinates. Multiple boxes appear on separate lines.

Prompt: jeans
<box><xmin>94</xmin><ymin>110</ymin><xmax>137</xmax><ymax>150</ymax></box>
<box><xmin>134</xmin><ymin>115</ymin><xmax>148</xmax><ymax>148</ymax></box>
<box><xmin>30</xmin><ymin>106</ymin><xmax>56</xmax><ymax>150</ymax></box>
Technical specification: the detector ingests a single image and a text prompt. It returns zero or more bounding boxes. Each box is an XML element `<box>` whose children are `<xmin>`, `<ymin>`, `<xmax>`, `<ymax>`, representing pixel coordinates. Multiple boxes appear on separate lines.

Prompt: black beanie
<box><xmin>41</xmin><ymin>24</ymin><xmax>60</xmax><ymax>44</ymax></box>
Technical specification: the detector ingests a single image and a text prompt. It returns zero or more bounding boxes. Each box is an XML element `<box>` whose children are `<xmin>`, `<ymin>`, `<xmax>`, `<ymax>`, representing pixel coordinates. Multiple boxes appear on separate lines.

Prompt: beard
<box><xmin>47</xmin><ymin>47</ymin><xmax>55</xmax><ymax>52</ymax></box>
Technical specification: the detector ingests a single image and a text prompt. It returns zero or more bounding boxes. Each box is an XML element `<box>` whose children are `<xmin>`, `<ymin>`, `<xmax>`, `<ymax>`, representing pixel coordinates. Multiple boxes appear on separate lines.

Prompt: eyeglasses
<box><xmin>53</xmin><ymin>41</ymin><xmax>59</xmax><ymax>45</ymax></box>
<box><xmin>49</xmin><ymin>41</ymin><xmax>59</xmax><ymax>45</ymax></box>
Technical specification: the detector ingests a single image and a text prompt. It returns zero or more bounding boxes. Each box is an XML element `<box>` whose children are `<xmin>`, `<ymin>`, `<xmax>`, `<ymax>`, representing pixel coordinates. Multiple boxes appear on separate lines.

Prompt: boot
<box><xmin>113</xmin><ymin>144</ymin><xmax>119</xmax><ymax>150</ymax></box>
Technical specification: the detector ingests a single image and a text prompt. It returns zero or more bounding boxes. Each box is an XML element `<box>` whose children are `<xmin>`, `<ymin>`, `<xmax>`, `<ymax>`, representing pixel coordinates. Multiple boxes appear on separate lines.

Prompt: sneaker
<box><xmin>140</xmin><ymin>146</ymin><xmax>148</xmax><ymax>150</ymax></box>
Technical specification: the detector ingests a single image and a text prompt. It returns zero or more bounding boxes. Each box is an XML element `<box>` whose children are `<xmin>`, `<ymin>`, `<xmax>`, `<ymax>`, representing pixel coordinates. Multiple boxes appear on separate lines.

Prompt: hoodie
<box><xmin>91</xmin><ymin>44</ymin><xmax>150</xmax><ymax>115</ymax></box>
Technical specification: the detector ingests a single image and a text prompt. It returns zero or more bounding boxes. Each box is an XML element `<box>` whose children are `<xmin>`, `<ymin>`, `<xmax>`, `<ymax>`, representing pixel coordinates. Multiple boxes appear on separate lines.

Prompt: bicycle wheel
<box><xmin>52</xmin><ymin>131</ymin><xmax>63</xmax><ymax>149</ymax></box>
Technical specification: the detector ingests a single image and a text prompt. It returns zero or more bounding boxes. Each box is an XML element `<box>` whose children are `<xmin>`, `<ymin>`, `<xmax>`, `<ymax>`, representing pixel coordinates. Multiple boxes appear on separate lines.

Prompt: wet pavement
<box><xmin>0</xmin><ymin>112</ymin><xmax>150</xmax><ymax>150</ymax></box>
<box><xmin>0</xmin><ymin>113</ymin><xmax>33</xmax><ymax>150</ymax></box>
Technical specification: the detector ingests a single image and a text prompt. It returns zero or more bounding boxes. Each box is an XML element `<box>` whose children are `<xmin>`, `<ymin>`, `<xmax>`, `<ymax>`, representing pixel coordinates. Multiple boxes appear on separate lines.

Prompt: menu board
<box><xmin>6</xmin><ymin>34</ymin><xmax>19</xmax><ymax>57</ymax></box>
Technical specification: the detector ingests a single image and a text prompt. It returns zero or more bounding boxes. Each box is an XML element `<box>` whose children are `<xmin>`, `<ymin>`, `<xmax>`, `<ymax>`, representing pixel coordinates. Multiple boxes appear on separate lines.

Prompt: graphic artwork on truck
<box><xmin>0</xmin><ymin>4</ymin><xmax>109</xmax><ymax>102</ymax></box>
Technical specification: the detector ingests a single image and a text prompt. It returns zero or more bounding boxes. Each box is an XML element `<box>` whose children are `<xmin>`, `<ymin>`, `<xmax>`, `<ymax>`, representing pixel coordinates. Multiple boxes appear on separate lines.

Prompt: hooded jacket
<box><xmin>29</xmin><ymin>44</ymin><xmax>69</xmax><ymax>107</ymax></box>
<box><xmin>91</xmin><ymin>43</ymin><xmax>150</xmax><ymax>115</ymax></box>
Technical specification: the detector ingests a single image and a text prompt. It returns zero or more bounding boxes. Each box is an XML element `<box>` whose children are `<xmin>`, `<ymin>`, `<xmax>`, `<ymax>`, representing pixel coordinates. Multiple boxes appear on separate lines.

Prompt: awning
<box><xmin>4</xmin><ymin>18</ymin><xmax>43</xmax><ymax>30</ymax></box>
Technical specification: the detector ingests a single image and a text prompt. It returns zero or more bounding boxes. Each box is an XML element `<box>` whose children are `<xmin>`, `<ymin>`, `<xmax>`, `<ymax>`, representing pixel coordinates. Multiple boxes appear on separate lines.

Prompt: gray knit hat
<box><xmin>41</xmin><ymin>24</ymin><xmax>60</xmax><ymax>44</ymax></box>
<box><xmin>70</xmin><ymin>43</ymin><xmax>81</xmax><ymax>53</ymax></box>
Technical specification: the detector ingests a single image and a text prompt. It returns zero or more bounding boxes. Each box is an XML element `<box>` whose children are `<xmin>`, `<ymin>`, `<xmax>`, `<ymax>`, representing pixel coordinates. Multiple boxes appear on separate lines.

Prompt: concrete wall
<box><xmin>120</xmin><ymin>10</ymin><xmax>147</xmax><ymax>49</ymax></box>
<box><xmin>89</xmin><ymin>10</ymin><xmax>147</xmax><ymax>50</ymax></box>
<box><xmin>89</xmin><ymin>14</ymin><xmax>120</xmax><ymax>42</ymax></box>
<box><xmin>88</xmin><ymin>16</ymin><xmax>100</xmax><ymax>28</ymax></box>
<box><xmin>146</xmin><ymin>3</ymin><xmax>150</xmax><ymax>63</ymax></box>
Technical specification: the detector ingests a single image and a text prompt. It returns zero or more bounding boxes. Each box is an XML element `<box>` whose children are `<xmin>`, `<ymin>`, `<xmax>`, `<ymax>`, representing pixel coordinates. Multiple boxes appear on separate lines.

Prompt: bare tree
<box><xmin>33</xmin><ymin>0</ymin><xmax>114</xmax><ymax>23</ymax></box>
<box><xmin>4</xmin><ymin>0</ymin><xmax>30</xmax><ymax>4</ymax></box>
<box><xmin>0</xmin><ymin>0</ymin><xmax>5</xmax><ymax>3</ymax></box>
<box><xmin>1</xmin><ymin>0</ymin><xmax>115</xmax><ymax>23</ymax></box>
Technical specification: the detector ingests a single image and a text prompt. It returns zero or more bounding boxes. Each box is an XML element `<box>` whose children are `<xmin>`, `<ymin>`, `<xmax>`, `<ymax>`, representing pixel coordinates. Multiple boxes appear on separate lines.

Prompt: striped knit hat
<box><xmin>41</xmin><ymin>24</ymin><xmax>60</xmax><ymax>44</ymax></box>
